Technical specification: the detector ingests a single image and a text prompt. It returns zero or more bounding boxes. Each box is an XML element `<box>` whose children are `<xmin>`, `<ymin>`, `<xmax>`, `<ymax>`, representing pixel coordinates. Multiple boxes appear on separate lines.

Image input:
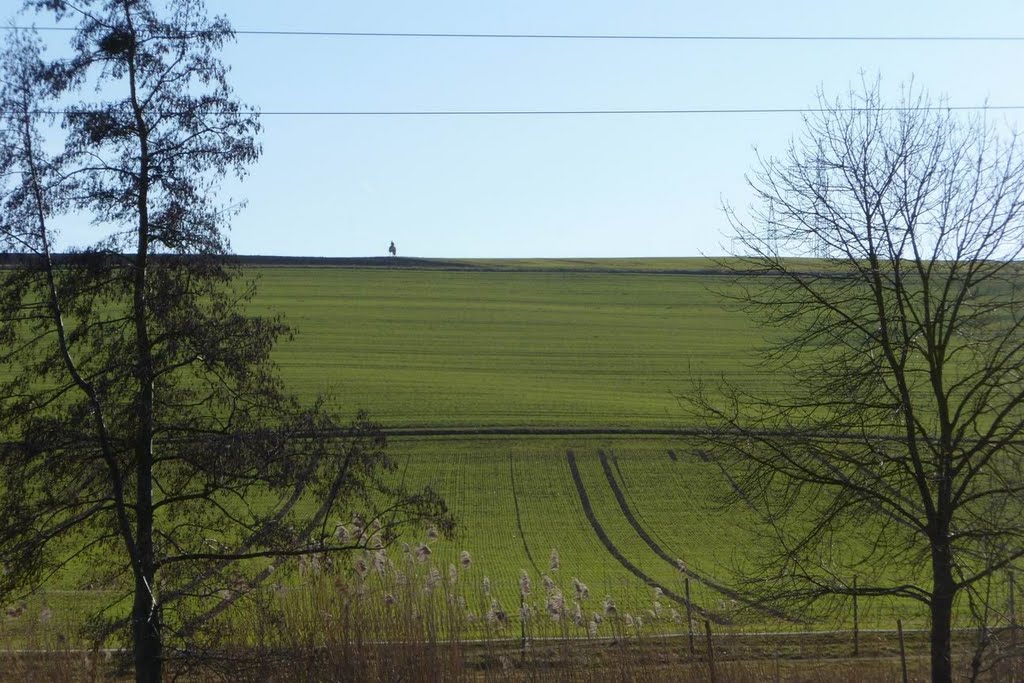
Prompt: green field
<box><xmin>238</xmin><ymin>259</ymin><xmax>921</xmax><ymax>630</ymax></box>
<box><xmin>248</xmin><ymin>260</ymin><xmax>778</xmax><ymax>429</ymax></box>
<box><xmin>0</xmin><ymin>258</ymin><xmax>938</xmax><ymax>640</ymax></box>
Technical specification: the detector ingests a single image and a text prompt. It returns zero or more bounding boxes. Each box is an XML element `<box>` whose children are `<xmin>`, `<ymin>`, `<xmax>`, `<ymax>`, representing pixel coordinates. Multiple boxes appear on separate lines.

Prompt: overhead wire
<box><xmin>4</xmin><ymin>26</ymin><xmax>1024</xmax><ymax>41</ymax></box>
<box><xmin>7</xmin><ymin>106</ymin><xmax>1024</xmax><ymax>117</ymax></box>
<box><xmin>246</xmin><ymin>106</ymin><xmax>1024</xmax><ymax>116</ymax></box>
<box><xmin>2</xmin><ymin>25</ymin><xmax>1021</xmax><ymax>117</ymax></box>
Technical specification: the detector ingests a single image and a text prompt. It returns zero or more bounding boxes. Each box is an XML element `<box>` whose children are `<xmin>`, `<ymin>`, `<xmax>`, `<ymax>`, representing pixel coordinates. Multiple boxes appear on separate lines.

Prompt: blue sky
<box><xmin>20</xmin><ymin>1</ymin><xmax>1024</xmax><ymax>258</ymax></box>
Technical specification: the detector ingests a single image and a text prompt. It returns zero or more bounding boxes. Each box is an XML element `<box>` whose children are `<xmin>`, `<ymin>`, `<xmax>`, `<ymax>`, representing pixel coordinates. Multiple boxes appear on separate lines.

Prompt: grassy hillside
<box><xmin>0</xmin><ymin>259</ymin><xmax>950</xmax><ymax>642</ymax></box>
<box><xmin>237</xmin><ymin>261</ymin><xmax>925</xmax><ymax>628</ymax></box>
<box><xmin>248</xmin><ymin>262</ymin><xmax>778</xmax><ymax>430</ymax></box>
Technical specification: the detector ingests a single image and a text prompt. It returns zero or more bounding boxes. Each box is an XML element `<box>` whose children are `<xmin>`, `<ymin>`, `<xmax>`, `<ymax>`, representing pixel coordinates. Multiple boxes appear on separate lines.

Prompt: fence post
<box><xmin>897</xmin><ymin>618</ymin><xmax>909</xmax><ymax>683</ymax></box>
<box><xmin>520</xmin><ymin>595</ymin><xmax>527</xmax><ymax>660</ymax></box>
<box><xmin>685</xmin><ymin>577</ymin><xmax>695</xmax><ymax>655</ymax></box>
<box><xmin>853</xmin><ymin>575</ymin><xmax>860</xmax><ymax>657</ymax></box>
<box><xmin>704</xmin><ymin>619</ymin><xmax>717</xmax><ymax>683</ymax></box>
<box><xmin>1010</xmin><ymin>571</ymin><xmax>1018</xmax><ymax>649</ymax></box>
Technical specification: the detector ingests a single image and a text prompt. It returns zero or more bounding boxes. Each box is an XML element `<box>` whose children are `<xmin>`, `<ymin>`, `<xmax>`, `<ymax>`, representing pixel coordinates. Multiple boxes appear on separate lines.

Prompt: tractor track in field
<box><xmin>707</xmin><ymin>457</ymin><xmax>763</xmax><ymax>517</ymax></box>
<box><xmin>387</xmin><ymin>427</ymin><xmax>707</xmax><ymax>437</ymax></box>
<box><xmin>382</xmin><ymin>426</ymin><xmax>947</xmax><ymax>444</ymax></box>
<box><xmin>608</xmin><ymin>452</ymin><xmax>683</xmax><ymax>565</ymax></box>
<box><xmin>596</xmin><ymin>450</ymin><xmax>795</xmax><ymax>623</ymax></box>
<box><xmin>508</xmin><ymin>453</ymin><xmax>542</xmax><ymax>577</ymax></box>
<box><xmin>47</xmin><ymin>426</ymin><xmax>1007</xmax><ymax>448</ymax></box>
<box><xmin>565</xmin><ymin>449</ymin><xmax>729</xmax><ymax>625</ymax></box>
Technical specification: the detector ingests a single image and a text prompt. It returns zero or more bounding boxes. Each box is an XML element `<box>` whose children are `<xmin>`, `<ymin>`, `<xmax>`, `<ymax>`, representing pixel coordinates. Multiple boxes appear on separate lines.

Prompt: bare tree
<box><xmin>688</xmin><ymin>79</ymin><xmax>1024</xmax><ymax>683</ymax></box>
<box><xmin>0</xmin><ymin>3</ymin><xmax>447</xmax><ymax>681</ymax></box>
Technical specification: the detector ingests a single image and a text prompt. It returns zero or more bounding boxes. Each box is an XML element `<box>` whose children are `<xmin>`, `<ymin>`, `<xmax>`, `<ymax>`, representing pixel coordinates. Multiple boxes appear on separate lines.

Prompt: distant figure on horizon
<box><xmin>389</xmin><ymin>241</ymin><xmax>397</xmax><ymax>257</ymax></box>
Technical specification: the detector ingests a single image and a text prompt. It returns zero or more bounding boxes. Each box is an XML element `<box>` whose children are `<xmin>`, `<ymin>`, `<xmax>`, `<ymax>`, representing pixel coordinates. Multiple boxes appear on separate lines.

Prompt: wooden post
<box><xmin>520</xmin><ymin>595</ymin><xmax>527</xmax><ymax>660</ymax></box>
<box><xmin>852</xmin><ymin>575</ymin><xmax>860</xmax><ymax>656</ymax></box>
<box><xmin>685</xmin><ymin>577</ymin><xmax>695</xmax><ymax>655</ymax></box>
<box><xmin>1010</xmin><ymin>571</ymin><xmax>1018</xmax><ymax>649</ymax></box>
<box><xmin>704</xmin><ymin>619</ymin><xmax>717</xmax><ymax>683</ymax></box>
<box><xmin>897</xmin><ymin>618</ymin><xmax>909</xmax><ymax>683</ymax></box>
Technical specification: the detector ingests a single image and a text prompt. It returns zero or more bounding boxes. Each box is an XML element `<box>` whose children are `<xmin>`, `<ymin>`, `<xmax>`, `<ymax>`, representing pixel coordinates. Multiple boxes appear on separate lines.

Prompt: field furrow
<box><xmin>565</xmin><ymin>450</ymin><xmax>725</xmax><ymax>623</ymax></box>
<box><xmin>507</xmin><ymin>453</ymin><xmax>542</xmax><ymax>577</ymax></box>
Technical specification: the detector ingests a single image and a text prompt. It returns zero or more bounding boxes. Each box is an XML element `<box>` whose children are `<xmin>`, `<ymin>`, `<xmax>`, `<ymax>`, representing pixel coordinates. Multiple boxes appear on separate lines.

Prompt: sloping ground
<box><xmin>392</xmin><ymin>436</ymin><xmax>771</xmax><ymax>623</ymax></box>
<box><xmin>564</xmin><ymin>449</ymin><xmax>725</xmax><ymax>623</ymax></box>
<box><xmin>390</xmin><ymin>435</ymin><xmax>934</xmax><ymax>631</ymax></box>
<box><xmin>249</xmin><ymin>265</ymin><xmax>778</xmax><ymax>430</ymax></box>
<box><xmin>0</xmin><ymin>262</ymin><xmax>948</xmax><ymax>639</ymax></box>
<box><xmin>230</xmin><ymin>255</ymin><xmax>741</xmax><ymax>274</ymax></box>
<box><xmin>594</xmin><ymin>450</ymin><xmax>791</xmax><ymax>621</ymax></box>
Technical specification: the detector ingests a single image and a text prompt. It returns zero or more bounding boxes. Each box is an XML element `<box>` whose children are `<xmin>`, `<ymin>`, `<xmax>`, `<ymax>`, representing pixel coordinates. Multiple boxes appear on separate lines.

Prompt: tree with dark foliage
<box><xmin>0</xmin><ymin>3</ymin><xmax>448</xmax><ymax>681</ymax></box>
<box><xmin>689</xmin><ymin>80</ymin><xmax>1024</xmax><ymax>683</ymax></box>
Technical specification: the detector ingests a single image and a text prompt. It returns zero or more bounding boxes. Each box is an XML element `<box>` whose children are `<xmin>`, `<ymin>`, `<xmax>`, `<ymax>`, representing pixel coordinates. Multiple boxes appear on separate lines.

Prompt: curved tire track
<box><xmin>597</xmin><ymin>450</ymin><xmax>795</xmax><ymax>622</ymax></box>
<box><xmin>609</xmin><ymin>452</ymin><xmax>683</xmax><ymax>565</ymax></box>
<box><xmin>565</xmin><ymin>449</ymin><xmax>728</xmax><ymax>625</ymax></box>
<box><xmin>508</xmin><ymin>453</ymin><xmax>542</xmax><ymax>577</ymax></box>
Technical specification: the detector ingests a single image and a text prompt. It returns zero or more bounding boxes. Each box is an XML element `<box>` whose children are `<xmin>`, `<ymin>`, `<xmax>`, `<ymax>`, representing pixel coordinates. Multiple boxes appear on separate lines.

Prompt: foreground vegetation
<box><xmin>4</xmin><ymin>533</ymin><xmax>1022</xmax><ymax>680</ymax></box>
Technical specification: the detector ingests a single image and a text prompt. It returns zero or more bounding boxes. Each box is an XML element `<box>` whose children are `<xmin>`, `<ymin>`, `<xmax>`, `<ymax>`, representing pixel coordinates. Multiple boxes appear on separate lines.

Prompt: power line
<box><xmin>262</xmin><ymin>105</ymin><xmax>1024</xmax><ymax>116</ymax></box>
<box><xmin>12</xmin><ymin>104</ymin><xmax>1019</xmax><ymax>116</ymax></box>
<box><xmin>162</xmin><ymin>31</ymin><xmax>1024</xmax><ymax>41</ymax></box>
<box><xmin>4</xmin><ymin>106</ymin><xmax>1020</xmax><ymax>120</ymax></box>
<box><xmin>5</xmin><ymin>26</ymin><xmax>1024</xmax><ymax>41</ymax></box>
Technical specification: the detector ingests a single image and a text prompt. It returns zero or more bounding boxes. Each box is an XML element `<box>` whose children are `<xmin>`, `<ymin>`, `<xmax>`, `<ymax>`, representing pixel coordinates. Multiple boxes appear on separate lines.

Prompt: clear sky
<box><xmin>17</xmin><ymin>1</ymin><xmax>1024</xmax><ymax>258</ymax></box>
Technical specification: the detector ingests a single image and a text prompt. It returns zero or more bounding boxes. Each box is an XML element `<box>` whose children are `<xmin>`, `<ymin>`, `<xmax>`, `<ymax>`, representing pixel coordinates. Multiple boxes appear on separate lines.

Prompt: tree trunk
<box><xmin>133</xmin><ymin>404</ymin><xmax>158</xmax><ymax>682</ymax></box>
<box><xmin>132</xmin><ymin>573</ymin><xmax>162</xmax><ymax>682</ymax></box>
<box><xmin>124</xmin><ymin>5</ymin><xmax>159</xmax><ymax>678</ymax></box>
<box><xmin>930</xmin><ymin>544</ymin><xmax>956</xmax><ymax>683</ymax></box>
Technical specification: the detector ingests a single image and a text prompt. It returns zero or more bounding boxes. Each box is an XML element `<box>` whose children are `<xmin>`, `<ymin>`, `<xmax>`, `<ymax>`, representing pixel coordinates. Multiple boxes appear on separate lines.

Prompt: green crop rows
<box><xmin>244</xmin><ymin>260</ymin><xmax>926</xmax><ymax>629</ymax></box>
<box><xmin>246</xmin><ymin>261</ymin><xmax>780</xmax><ymax>430</ymax></box>
<box><xmin>0</xmin><ymin>259</ymin><xmax>945</xmax><ymax>637</ymax></box>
